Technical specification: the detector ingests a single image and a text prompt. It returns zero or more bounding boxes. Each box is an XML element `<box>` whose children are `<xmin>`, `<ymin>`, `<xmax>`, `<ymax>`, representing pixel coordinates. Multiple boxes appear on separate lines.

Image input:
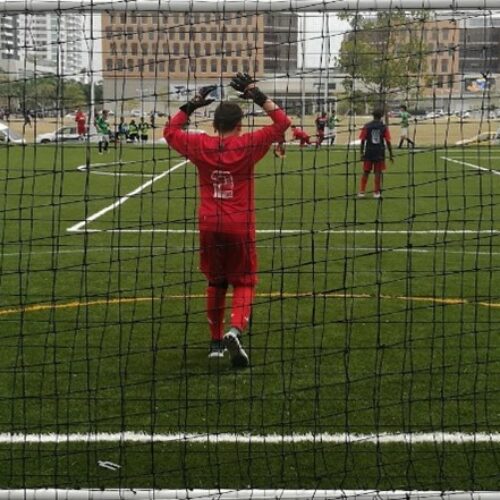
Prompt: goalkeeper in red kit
<box><xmin>164</xmin><ymin>74</ymin><xmax>291</xmax><ymax>367</ymax></box>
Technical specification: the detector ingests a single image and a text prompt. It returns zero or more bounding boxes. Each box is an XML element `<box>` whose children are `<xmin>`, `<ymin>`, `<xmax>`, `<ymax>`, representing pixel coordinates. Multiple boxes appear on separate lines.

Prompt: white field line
<box><xmin>2</xmin><ymin>431</ymin><xmax>499</xmax><ymax>445</ymax></box>
<box><xmin>68</xmin><ymin>228</ymin><xmax>500</xmax><ymax>235</ymax></box>
<box><xmin>442</xmin><ymin>156</ymin><xmax>500</xmax><ymax>176</ymax></box>
<box><xmin>77</xmin><ymin>161</ymin><xmax>156</xmax><ymax>177</ymax></box>
<box><xmin>67</xmin><ymin>159</ymin><xmax>189</xmax><ymax>233</ymax></box>
<box><xmin>4</xmin><ymin>246</ymin><xmax>500</xmax><ymax>258</ymax></box>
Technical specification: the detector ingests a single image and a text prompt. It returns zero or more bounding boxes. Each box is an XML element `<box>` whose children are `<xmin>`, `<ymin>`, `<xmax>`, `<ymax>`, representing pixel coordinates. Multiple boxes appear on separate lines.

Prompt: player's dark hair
<box><xmin>400</xmin><ymin>104</ymin><xmax>407</xmax><ymax>111</ymax></box>
<box><xmin>372</xmin><ymin>109</ymin><xmax>384</xmax><ymax>120</ymax></box>
<box><xmin>213</xmin><ymin>102</ymin><xmax>244</xmax><ymax>133</ymax></box>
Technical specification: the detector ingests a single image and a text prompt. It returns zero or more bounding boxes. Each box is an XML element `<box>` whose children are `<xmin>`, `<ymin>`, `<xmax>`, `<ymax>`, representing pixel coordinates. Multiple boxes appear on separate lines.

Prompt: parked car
<box><xmin>456</xmin><ymin>110</ymin><xmax>471</xmax><ymax>119</ymax></box>
<box><xmin>36</xmin><ymin>126</ymin><xmax>83</xmax><ymax>144</ymax></box>
<box><xmin>0</xmin><ymin>122</ymin><xmax>25</xmax><ymax>144</ymax></box>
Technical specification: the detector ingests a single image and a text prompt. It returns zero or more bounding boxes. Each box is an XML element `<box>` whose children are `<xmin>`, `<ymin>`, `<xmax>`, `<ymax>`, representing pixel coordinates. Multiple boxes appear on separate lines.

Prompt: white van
<box><xmin>0</xmin><ymin>122</ymin><xmax>25</xmax><ymax>144</ymax></box>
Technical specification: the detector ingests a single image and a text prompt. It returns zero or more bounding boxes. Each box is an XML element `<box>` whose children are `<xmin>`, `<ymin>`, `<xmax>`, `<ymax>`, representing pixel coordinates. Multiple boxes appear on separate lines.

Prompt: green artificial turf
<box><xmin>0</xmin><ymin>142</ymin><xmax>499</xmax><ymax>490</ymax></box>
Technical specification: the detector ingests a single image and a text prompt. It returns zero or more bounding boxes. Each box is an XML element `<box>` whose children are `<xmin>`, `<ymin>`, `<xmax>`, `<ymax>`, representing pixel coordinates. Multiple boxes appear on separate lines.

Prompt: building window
<box><xmin>110</xmin><ymin>42</ymin><xmax>117</xmax><ymax>55</ymax></box>
<box><xmin>105</xmin><ymin>27</ymin><xmax>112</xmax><ymax>39</ymax></box>
<box><xmin>163</xmin><ymin>15</ymin><xmax>169</xmax><ymax>24</ymax></box>
<box><xmin>117</xmin><ymin>59</ymin><xmax>124</xmax><ymax>70</ymax></box>
<box><xmin>242</xmin><ymin>59</ymin><xmax>249</xmax><ymax>72</ymax></box>
<box><xmin>200</xmin><ymin>27</ymin><xmax>207</xmax><ymax>39</ymax></box>
<box><xmin>254</xmin><ymin>59</ymin><xmax>259</xmax><ymax>72</ymax></box>
<box><xmin>179</xmin><ymin>29</ymin><xmax>185</xmax><ymax>41</ymax></box>
<box><xmin>194</xmin><ymin>43</ymin><xmax>201</xmax><ymax>56</ymax></box>
<box><xmin>211</xmin><ymin>59</ymin><xmax>217</xmax><ymax>72</ymax></box>
<box><xmin>431</xmin><ymin>59</ymin><xmax>437</xmax><ymax>72</ymax></box>
<box><xmin>109</xmin><ymin>14</ymin><xmax>115</xmax><ymax>24</ymax></box>
<box><xmin>215</xmin><ymin>43</ymin><xmax>221</xmax><ymax>55</ymax></box>
<box><xmin>205</xmin><ymin>43</ymin><xmax>211</xmax><ymax>55</ymax></box>
<box><xmin>231</xmin><ymin>59</ymin><xmax>238</xmax><ymax>72</ymax></box>
<box><xmin>443</xmin><ymin>28</ymin><xmax>449</xmax><ymax>40</ymax></box>
<box><xmin>180</xmin><ymin>59</ymin><xmax>186</xmax><ymax>72</ymax></box>
<box><xmin>120</xmin><ymin>14</ymin><xmax>126</xmax><ymax>24</ymax></box>
<box><xmin>148</xmin><ymin>30</ymin><xmax>155</xmax><ymax>41</ymax></box>
<box><xmin>211</xmin><ymin>28</ymin><xmax>217</xmax><ymax>41</ymax></box>
<box><xmin>201</xmin><ymin>59</ymin><xmax>207</xmax><ymax>71</ymax></box>
<box><xmin>448</xmin><ymin>74</ymin><xmax>454</xmax><ymax>88</ymax></box>
<box><xmin>173</xmin><ymin>14</ymin><xmax>179</xmax><ymax>24</ymax></box>
<box><xmin>247</xmin><ymin>44</ymin><xmax>253</xmax><ymax>56</ymax></box>
<box><xmin>169</xmin><ymin>59</ymin><xmax>176</xmax><ymax>72</ymax></box>
<box><xmin>441</xmin><ymin>59</ymin><xmax>448</xmax><ymax>72</ymax></box>
<box><xmin>221</xmin><ymin>59</ymin><xmax>228</xmax><ymax>72</ymax></box>
<box><xmin>141</xmin><ymin>43</ymin><xmax>148</xmax><ymax>55</ymax></box>
<box><xmin>131</xmin><ymin>43</ymin><xmax>138</xmax><ymax>55</ymax></box>
<box><xmin>184</xmin><ymin>43</ymin><xmax>189</xmax><ymax>55</ymax></box>
<box><xmin>437</xmin><ymin>75</ymin><xmax>443</xmax><ymax>88</ymax></box>
<box><xmin>121</xmin><ymin>43</ymin><xmax>127</xmax><ymax>55</ymax></box>
<box><xmin>162</xmin><ymin>43</ymin><xmax>169</xmax><ymax>55</ymax></box>
<box><xmin>232</xmin><ymin>30</ymin><xmax>238</xmax><ymax>41</ymax></box>
<box><xmin>149</xmin><ymin>59</ymin><xmax>155</xmax><ymax>72</ymax></box>
<box><xmin>131</xmin><ymin>13</ymin><xmax>137</xmax><ymax>23</ymax></box>
<box><xmin>127</xmin><ymin>58</ymin><xmax>134</xmax><ymax>71</ymax></box>
<box><xmin>236</xmin><ymin>43</ymin><xmax>242</xmax><ymax>56</ymax></box>
<box><xmin>225</xmin><ymin>43</ymin><xmax>232</xmax><ymax>55</ymax></box>
<box><xmin>138</xmin><ymin>59</ymin><xmax>144</xmax><ymax>71</ymax></box>
<box><xmin>106</xmin><ymin>59</ymin><xmax>113</xmax><ymax>71</ymax></box>
<box><xmin>204</xmin><ymin>14</ymin><xmax>211</xmax><ymax>23</ymax></box>
<box><xmin>173</xmin><ymin>43</ymin><xmax>179</xmax><ymax>55</ymax></box>
<box><xmin>127</xmin><ymin>27</ymin><xmax>134</xmax><ymax>40</ymax></box>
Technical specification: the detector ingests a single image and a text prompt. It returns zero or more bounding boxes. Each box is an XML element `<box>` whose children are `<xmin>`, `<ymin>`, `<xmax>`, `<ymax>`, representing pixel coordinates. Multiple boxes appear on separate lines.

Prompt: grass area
<box><xmin>0</xmin><ymin>142</ymin><xmax>499</xmax><ymax>491</ymax></box>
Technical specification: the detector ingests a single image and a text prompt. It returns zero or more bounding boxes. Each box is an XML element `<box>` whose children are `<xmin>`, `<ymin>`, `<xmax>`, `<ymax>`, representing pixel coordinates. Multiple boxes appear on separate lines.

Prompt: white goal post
<box><xmin>0</xmin><ymin>0</ymin><xmax>497</xmax><ymax>11</ymax></box>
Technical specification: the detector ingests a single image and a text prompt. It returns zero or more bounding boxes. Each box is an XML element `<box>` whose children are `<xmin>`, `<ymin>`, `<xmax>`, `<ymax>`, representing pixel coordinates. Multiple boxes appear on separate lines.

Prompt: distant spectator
<box><xmin>128</xmin><ymin>119</ymin><xmax>139</xmax><ymax>143</ymax></box>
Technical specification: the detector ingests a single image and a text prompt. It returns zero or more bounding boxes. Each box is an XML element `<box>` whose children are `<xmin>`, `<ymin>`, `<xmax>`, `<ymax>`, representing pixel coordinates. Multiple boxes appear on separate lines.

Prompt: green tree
<box><xmin>338</xmin><ymin>12</ymin><xmax>428</xmax><ymax>111</ymax></box>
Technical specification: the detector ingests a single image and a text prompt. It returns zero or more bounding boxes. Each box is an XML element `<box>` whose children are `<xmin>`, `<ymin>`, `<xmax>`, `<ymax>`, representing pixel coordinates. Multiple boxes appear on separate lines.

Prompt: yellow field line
<box><xmin>1</xmin><ymin>292</ymin><xmax>500</xmax><ymax>317</ymax></box>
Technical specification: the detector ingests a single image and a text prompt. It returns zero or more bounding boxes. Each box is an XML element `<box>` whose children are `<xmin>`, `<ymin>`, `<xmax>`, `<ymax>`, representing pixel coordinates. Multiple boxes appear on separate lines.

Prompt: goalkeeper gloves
<box><xmin>180</xmin><ymin>85</ymin><xmax>217</xmax><ymax>115</ymax></box>
<box><xmin>229</xmin><ymin>72</ymin><xmax>268</xmax><ymax>107</ymax></box>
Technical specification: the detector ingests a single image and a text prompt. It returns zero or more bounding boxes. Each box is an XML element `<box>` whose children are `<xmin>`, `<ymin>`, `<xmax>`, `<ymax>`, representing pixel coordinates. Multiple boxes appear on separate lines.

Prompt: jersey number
<box><xmin>211</xmin><ymin>170</ymin><xmax>234</xmax><ymax>199</ymax></box>
<box><xmin>371</xmin><ymin>129</ymin><xmax>381</xmax><ymax>144</ymax></box>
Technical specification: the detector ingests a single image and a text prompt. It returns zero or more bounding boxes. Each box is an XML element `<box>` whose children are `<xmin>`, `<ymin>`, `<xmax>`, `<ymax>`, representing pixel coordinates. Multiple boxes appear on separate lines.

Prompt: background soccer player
<box><xmin>358</xmin><ymin>109</ymin><xmax>394</xmax><ymax>199</ymax></box>
<box><xmin>398</xmin><ymin>104</ymin><xmax>415</xmax><ymax>148</ymax></box>
<box><xmin>75</xmin><ymin>108</ymin><xmax>86</xmax><ymax>138</ymax></box>
<box><xmin>315</xmin><ymin>112</ymin><xmax>328</xmax><ymax>147</ymax></box>
<box><xmin>95</xmin><ymin>110</ymin><xmax>110</xmax><ymax>154</ymax></box>
<box><xmin>164</xmin><ymin>73</ymin><xmax>291</xmax><ymax>367</ymax></box>
<box><xmin>291</xmin><ymin>125</ymin><xmax>312</xmax><ymax>147</ymax></box>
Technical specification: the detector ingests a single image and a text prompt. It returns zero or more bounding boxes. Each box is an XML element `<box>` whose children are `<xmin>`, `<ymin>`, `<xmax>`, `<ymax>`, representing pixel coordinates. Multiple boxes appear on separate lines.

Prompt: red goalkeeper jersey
<box><xmin>164</xmin><ymin>108</ymin><xmax>291</xmax><ymax>233</ymax></box>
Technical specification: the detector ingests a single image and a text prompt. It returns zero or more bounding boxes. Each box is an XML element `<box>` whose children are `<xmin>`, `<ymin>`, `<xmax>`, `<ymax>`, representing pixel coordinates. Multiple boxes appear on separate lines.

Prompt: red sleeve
<box><xmin>243</xmin><ymin>108</ymin><xmax>291</xmax><ymax>163</ymax></box>
<box><xmin>384</xmin><ymin>127</ymin><xmax>391</xmax><ymax>142</ymax></box>
<box><xmin>359</xmin><ymin>126</ymin><xmax>368</xmax><ymax>141</ymax></box>
<box><xmin>163</xmin><ymin>110</ymin><xmax>202</xmax><ymax>158</ymax></box>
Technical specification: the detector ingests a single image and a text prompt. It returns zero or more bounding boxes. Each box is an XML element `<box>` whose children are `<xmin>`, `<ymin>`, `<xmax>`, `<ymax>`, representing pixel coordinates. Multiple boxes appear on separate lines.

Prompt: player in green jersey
<box><xmin>398</xmin><ymin>105</ymin><xmax>415</xmax><ymax>149</ymax></box>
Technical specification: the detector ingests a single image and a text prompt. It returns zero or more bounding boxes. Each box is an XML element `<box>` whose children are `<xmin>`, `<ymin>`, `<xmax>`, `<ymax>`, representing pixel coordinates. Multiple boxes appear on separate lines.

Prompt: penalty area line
<box><xmin>67</xmin><ymin>159</ymin><xmax>189</xmax><ymax>233</ymax></box>
<box><xmin>2</xmin><ymin>431</ymin><xmax>500</xmax><ymax>444</ymax></box>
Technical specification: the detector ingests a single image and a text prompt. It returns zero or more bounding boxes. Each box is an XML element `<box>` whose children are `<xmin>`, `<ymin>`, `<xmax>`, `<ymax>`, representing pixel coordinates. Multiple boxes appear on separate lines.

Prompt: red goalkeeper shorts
<box><xmin>199</xmin><ymin>230</ymin><xmax>258</xmax><ymax>286</ymax></box>
<box><xmin>363</xmin><ymin>160</ymin><xmax>386</xmax><ymax>173</ymax></box>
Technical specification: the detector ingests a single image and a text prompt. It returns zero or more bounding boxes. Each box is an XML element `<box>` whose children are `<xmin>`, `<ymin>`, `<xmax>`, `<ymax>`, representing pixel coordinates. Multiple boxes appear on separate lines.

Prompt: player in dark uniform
<box><xmin>358</xmin><ymin>109</ymin><xmax>394</xmax><ymax>199</ymax></box>
<box><xmin>315</xmin><ymin>112</ymin><xmax>328</xmax><ymax>147</ymax></box>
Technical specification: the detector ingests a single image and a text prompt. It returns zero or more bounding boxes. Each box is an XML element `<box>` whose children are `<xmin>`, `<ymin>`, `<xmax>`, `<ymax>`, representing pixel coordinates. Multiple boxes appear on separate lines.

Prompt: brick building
<box><xmin>102</xmin><ymin>12</ymin><xmax>266</xmax><ymax>114</ymax></box>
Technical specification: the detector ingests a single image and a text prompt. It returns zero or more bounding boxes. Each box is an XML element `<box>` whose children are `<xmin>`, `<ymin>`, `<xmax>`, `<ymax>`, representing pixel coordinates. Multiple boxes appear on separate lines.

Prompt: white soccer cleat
<box><xmin>357</xmin><ymin>192</ymin><xmax>366</xmax><ymax>198</ymax></box>
<box><xmin>373</xmin><ymin>192</ymin><xmax>382</xmax><ymax>199</ymax></box>
<box><xmin>223</xmin><ymin>331</ymin><xmax>249</xmax><ymax>368</ymax></box>
<box><xmin>208</xmin><ymin>340</ymin><xmax>225</xmax><ymax>359</ymax></box>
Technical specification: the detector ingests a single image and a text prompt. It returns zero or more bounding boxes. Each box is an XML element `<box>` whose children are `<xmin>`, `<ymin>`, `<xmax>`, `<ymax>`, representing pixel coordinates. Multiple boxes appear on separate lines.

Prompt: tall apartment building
<box><xmin>0</xmin><ymin>15</ymin><xmax>20</xmax><ymax>76</ymax></box>
<box><xmin>17</xmin><ymin>13</ymin><xmax>85</xmax><ymax>78</ymax></box>
<box><xmin>101</xmin><ymin>12</ymin><xmax>307</xmax><ymax>114</ymax></box>
<box><xmin>263</xmin><ymin>14</ymin><xmax>298</xmax><ymax>74</ymax></box>
<box><xmin>103</xmin><ymin>12</ymin><xmax>265</xmax><ymax>79</ymax></box>
<box><xmin>460</xmin><ymin>17</ymin><xmax>500</xmax><ymax>75</ymax></box>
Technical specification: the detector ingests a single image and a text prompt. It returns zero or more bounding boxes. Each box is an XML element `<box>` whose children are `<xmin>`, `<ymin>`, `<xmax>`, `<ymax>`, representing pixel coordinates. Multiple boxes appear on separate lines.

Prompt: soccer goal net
<box><xmin>0</xmin><ymin>0</ymin><xmax>499</xmax><ymax>498</ymax></box>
